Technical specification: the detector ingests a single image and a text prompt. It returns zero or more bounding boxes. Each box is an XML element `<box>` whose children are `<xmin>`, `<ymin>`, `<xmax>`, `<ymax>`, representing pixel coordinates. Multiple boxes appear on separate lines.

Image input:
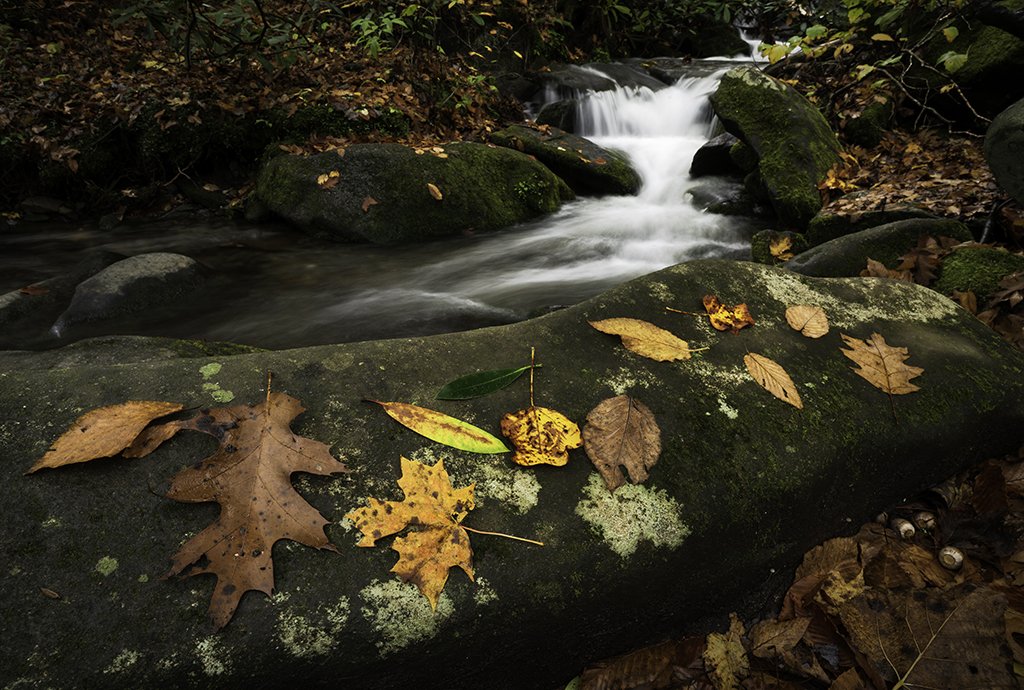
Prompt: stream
<box><xmin>0</xmin><ymin>57</ymin><xmax>764</xmax><ymax>351</ymax></box>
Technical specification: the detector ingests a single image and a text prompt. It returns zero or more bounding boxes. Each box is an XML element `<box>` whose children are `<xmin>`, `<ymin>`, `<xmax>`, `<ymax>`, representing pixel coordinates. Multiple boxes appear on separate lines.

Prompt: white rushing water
<box><xmin>299</xmin><ymin>63</ymin><xmax>755</xmax><ymax>340</ymax></box>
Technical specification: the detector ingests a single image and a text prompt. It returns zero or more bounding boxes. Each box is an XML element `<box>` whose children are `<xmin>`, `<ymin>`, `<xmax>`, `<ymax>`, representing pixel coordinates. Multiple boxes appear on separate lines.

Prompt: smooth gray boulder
<box><xmin>690</xmin><ymin>132</ymin><xmax>742</xmax><ymax>178</ymax></box>
<box><xmin>52</xmin><ymin>253</ymin><xmax>202</xmax><ymax>334</ymax></box>
<box><xmin>3</xmin><ymin>259</ymin><xmax>1023</xmax><ymax>690</ymax></box>
<box><xmin>709</xmin><ymin>66</ymin><xmax>842</xmax><ymax>229</ymax></box>
<box><xmin>807</xmin><ymin>200</ymin><xmax>938</xmax><ymax>246</ymax></box>
<box><xmin>985</xmin><ymin>96</ymin><xmax>1024</xmax><ymax>205</ymax></box>
<box><xmin>490</xmin><ymin>124</ymin><xmax>640</xmax><ymax>196</ymax></box>
<box><xmin>255</xmin><ymin>143</ymin><xmax>573</xmax><ymax>243</ymax></box>
<box><xmin>787</xmin><ymin>218</ymin><xmax>972</xmax><ymax>277</ymax></box>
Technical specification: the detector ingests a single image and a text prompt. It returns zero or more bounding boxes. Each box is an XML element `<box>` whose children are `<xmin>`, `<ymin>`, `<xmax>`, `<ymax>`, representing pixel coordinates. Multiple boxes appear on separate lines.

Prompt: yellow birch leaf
<box><xmin>744</xmin><ymin>353</ymin><xmax>803</xmax><ymax>409</ymax></box>
<box><xmin>589</xmin><ymin>318</ymin><xmax>697</xmax><ymax>362</ymax></box>
<box><xmin>27</xmin><ymin>401</ymin><xmax>184</xmax><ymax>473</ymax></box>
<box><xmin>500</xmin><ymin>406</ymin><xmax>582</xmax><ymax>466</ymax></box>
<box><xmin>369</xmin><ymin>400</ymin><xmax>509</xmax><ymax>454</ymax></box>
<box><xmin>840</xmin><ymin>333</ymin><xmax>923</xmax><ymax>395</ymax></box>
<box><xmin>316</xmin><ymin>169</ymin><xmax>340</xmax><ymax>189</ymax></box>
<box><xmin>345</xmin><ymin>457</ymin><xmax>475</xmax><ymax>610</ymax></box>
<box><xmin>785</xmin><ymin>305</ymin><xmax>829</xmax><ymax>338</ymax></box>
<box><xmin>427</xmin><ymin>182</ymin><xmax>443</xmax><ymax>200</ymax></box>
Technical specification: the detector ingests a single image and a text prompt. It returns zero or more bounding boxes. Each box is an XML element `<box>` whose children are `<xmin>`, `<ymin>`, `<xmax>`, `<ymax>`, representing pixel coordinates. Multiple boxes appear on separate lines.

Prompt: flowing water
<box><xmin>0</xmin><ymin>58</ymin><xmax>763</xmax><ymax>351</ymax></box>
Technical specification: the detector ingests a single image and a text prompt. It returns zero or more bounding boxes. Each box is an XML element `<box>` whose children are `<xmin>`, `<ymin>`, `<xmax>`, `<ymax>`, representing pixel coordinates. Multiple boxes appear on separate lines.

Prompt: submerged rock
<box><xmin>3</xmin><ymin>260</ymin><xmax>1023</xmax><ymax>689</ymax></box>
<box><xmin>490</xmin><ymin>124</ymin><xmax>640</xmax><ymax>196</ymax></box>
<box><xmin>255</xmin><ymin>143</ymin><xmax>573</xmax><ymax>243</ymax></box>
<box><xmin>52</xmin><ymin>253</ymin><xmax>202</xmax><ymax>334</ymax></box>
<box><xmin>985</xmin><ymin>96</ymin><xmax>1024</xmax><ymax>206</ymax></box>
<box><xmin>709</xmin><ymin>66</ymin><xmax>842</xmax><ymax>229</ymax></box>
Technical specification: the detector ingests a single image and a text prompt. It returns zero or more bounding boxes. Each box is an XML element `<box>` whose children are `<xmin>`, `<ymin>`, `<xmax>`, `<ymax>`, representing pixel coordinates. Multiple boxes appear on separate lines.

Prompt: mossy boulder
<box><xmin>787</xmin><ymin>218</ymin><xmax>972</xmax><ymax>278</ymax></box>
<box><xmin>985</xmin><ymin>97</ymin><xmax>1024</xmax><ymax>206</ymax></box>
<box><xmin>934</xmin><ymin>245</ymin><xmax>1024</xmax><ymax>297</ymax></box>
<box><xmin>751</xmin><ymin>229</ymin><xmax>809</xmax><ymax>265</ymax></box>
<box><xmin>924</xmin><ymin>21</ymin><xmax>1024</xmax><ymax>116</ymax></box>
<box><xmin>255</xmin><ymin>143</ymin><xmax>574</xmax><ymax>243</ymax></box>
<box><xmin>3</xmin><ymin>260</ymin><xmax>1024</xmax><ymax>689</ymax></box>
<box><xmin>807</xmin><ymin>200</ymin><xmax>939</xmax><ymax>247</ymax></box>
<box><xmin>709</xmin><ymin>66</ymin><xmax>842</xmax><ymax>229</ymax></box>
<box><xmin>490</xmin><ymin>124</ymin><xmax>640</xmax><ymax>196</ymax></box>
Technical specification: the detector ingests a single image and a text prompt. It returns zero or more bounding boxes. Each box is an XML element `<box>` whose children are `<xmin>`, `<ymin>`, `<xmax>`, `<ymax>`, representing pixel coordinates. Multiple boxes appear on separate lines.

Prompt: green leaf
<box><xmin>805</xmin><ymin>24</ymin><xmax>827</xmax><ymax>40</ymax></box>
<box><xmin>938</xmin><ymin>50</ymin><xmax>968</xmax><ymax>73</ymax></box>
<box><xmin>369</xmin><ymin>400</ymin><xmax>510</xmax><ymax>453</ymax></box>
<box><xmin>436</xmin><ymin>365</ymin><xmax>538</xmax><ymax>400</ymax></box>
<box><xmin>943</xmin><ymin>26</ymin><xmax>959</xmax><ymax>43</ymax></box>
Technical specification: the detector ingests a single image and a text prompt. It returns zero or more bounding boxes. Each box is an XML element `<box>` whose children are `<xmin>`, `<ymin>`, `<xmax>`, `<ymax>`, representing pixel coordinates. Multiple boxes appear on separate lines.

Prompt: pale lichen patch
<box><xmin>104</xmin><ymin>649</ymin><xmax>140</xmax><ymax>674</ymax></box>
<box><xmin>450</xmin><ymin>460</ymin><xmax>539</xmax><ymax>514</ymax></box>
<box><xmin>575</xmin><ymin>474</ymin><xmax>691</xmax><ymax>558</ymax></box>
<box><xmin>194</xmin><ymin>637</ymin><xmax>230</xmax><ymax>676</ymax></box>
<box><xmin>360</xmin><ymin>579</ymin><xmax>454</xmax><ymax>656</ymax></box>
<box><xmin>42</xmin><ymin>516</ymin><xmax>60</xmax><ymax>528</ymax></box>
<box><xmin>95</xmin><ymin>556</ymin><xmax>118</xmax><ymax>576</ymax></box>
<box><xmin>717</xmin><ymin>396</ymin><xmax>739</xmax><ymax>420</ymax></box>
<box><xmin>473</xmin><ymin>577</ymin><xmax>498</xmax><ymax>606</ymax></box>
<box><xmin>648</xmin><ymin>281</ymin><xmax>675</xmax><ymax>302</ymax></box>
<box><xmin>199</xmin><ymin>363</ymin><xmax>222</xmax><ymax>379</ymax></box>
<box><xmin>277</xmin><ymin>598</ymin><xmax>351</xmax><ymax>658</ymax></box>
<box><xmin>601</xmin><ymin>366</ymin><xmax>659</xmax><ymax>395</ymax></box>
<box><xmin>156</xmin><ymin>653</ymin><xmax>179</xmax><ymax>671</ymax></box>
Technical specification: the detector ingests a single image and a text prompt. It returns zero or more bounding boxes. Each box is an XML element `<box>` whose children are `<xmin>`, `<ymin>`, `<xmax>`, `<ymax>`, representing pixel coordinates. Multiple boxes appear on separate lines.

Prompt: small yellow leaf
<box><xmin>871</xmin><ymin>33</ymin><xmax>894</xmax><ymax>42</ymax></box>
<box><xmin>704</xmin><ymin>613</ymin><xmax>749</xmax><ymax>690</ymax></box>
<box><xmin>501</xmin><ymin>406</ymin><xmax>582</xmax><ymax>467</ymax></box>
<box><xmin>317</xmin><ymin>170</ymin><xmax>341</xmax><ymax>189</ymax></box>
<box><xmin>427</xmin><ymin>182</ymin><xmax>443</xmax><ymax>201</ymax></box>
<box><xmin>744</xmin><ymin>353</ymin><xmax>803</xmax><ymax>409</ymax></box>
<box><xmin>785</xmin><ymin>305</ymin><xmax>829</xmax><ymax>338</ymax></box>
<box><xmin>27</xmin><ymin>401</ymin><xmax>185</xmax><ymax>473</ymax></box>
<box><xmin>369</xmin><ymin>401</ymin><xmax>509</xmax><ymax>454</ymax></box>
<box><xmin>589</xmin><ymin>318</ymin><xmax>698</xmax><ymax>362</ymax></box>
<box><xmin>770</xmin><ymin>235</ymin><xmax>794</xmax><ymax>261</ymax></box>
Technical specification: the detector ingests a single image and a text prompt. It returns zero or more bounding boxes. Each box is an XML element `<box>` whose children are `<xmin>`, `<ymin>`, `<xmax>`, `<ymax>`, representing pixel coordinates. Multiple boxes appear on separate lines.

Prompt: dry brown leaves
<box><xmin>582</xmin><ymin>395</ymin><xmax>661</xmax><ymax>491</ymax></box>
<box><xmin>743</xmin><ymin>353</ymin><xmax>803</xmax><ymax>409</ymax></box>
<box><xmin>840</xmin><ymin>332</ymin><xmax>923</xmax><ymax>396</ymax></box>
<box><xmin>785</xmin><ymin>305</ymin><xmax>829</xmax><ymax>338</ymax></box>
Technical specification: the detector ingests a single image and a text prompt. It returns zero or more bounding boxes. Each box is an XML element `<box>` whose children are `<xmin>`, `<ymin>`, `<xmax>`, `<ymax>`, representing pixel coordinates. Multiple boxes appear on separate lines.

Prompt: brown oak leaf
<box><xmin>130</xmin><ymin>392</ymin><xmax>349</xmax><ymax>628</ymax></box>
<box><xmin>345</xmin><ymin>456</ymin><xmax>474</xmax><ymax>609</ymax></box>
<box><xmin>840</xmin><ymin>333</ymin><xmax>923</xmax><ymax>396</ymax></box>
<box><xmin>582</xmin><ymin>395</ymin><xmax>661</xmax><ymax>491</ymax></box>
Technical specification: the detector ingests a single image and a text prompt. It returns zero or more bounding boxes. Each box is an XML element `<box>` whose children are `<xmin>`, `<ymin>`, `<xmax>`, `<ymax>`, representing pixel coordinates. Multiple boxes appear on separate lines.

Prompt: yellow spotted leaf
<box><xmin>744</xmin><ymin>353</ymin><xmax>803</xmax><ymax>409</ymax></box>
<box><xmin>500</xmin><ymin>406</ymin><xmax>582</xmax><ymax>466</ymax></box>
<box><xmin>770</xmin><ymin>235</ymin><xmax>795</xmax><ymax>261</ymax></box>
<box><xmin>316</xmin><ymin>169</ymin><xmax>340</xmax><ymax>189</ymax></box>
<box><xmin>345</xmin><ymin>457</ymin><xmax>475</xmax><ymax>610</ymax></box>
<box><xmin>704</xmin><ymin>613</ymin><xmax>749</xmax><ymax>690</ymax></box>
<box><xmin>369</xmin><ymin>401</ymin><xmax>509</xmax><ymax>454</ymax></box>
<box><xmin>27</xmin><ymin>401</ymin><xmax>184</xmax><ymax>473</ymax></box>
<box><xmin>589</xmin><ymin>318</ymin><xmax>699</xmax><ymax>362</ymax></box>
<box><xmin>703</xmin><ymin>295</ymin><xmax>755</xmax><ymax>333</ymax></box>
<box><xmin>785</xmin><ymin>305</ymin><xmax>829</xmax><ymax>338</ymax></box>
<box><xmin>427</xmin><ymin>182</ymin><xmax>443</xmax><ymax>200</ymax></box>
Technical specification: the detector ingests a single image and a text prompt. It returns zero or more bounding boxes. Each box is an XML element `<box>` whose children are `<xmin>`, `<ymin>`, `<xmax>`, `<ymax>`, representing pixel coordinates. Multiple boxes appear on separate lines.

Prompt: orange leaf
<box><xmin>702</xmin><ymin>295</ymin><xmax>755</xmax><ymax>333</ymax></box>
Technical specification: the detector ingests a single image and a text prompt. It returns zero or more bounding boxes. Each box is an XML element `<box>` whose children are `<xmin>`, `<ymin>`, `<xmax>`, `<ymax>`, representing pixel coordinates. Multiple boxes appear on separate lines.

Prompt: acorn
<box><xmin>913</xmin><ymin>511</ymin><xmax>937</xmax><ymax>531</ymax></box>
<box><xmin>938</xmin><ymin>546</ymin><xmax>964</xmax><ymax>571</ymax></box>
<box><xmin>891</xmin><ymin>517</ymin><xmax>915</xmax><ymax>539</ymax></box>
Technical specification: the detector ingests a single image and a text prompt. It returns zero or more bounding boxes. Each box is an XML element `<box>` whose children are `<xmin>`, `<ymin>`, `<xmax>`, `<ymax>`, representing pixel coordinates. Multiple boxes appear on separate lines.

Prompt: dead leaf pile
<box><xmin>578</xmin><ymin>449</ymin><xmax>1024</xmax><ymax>689</ymax></box>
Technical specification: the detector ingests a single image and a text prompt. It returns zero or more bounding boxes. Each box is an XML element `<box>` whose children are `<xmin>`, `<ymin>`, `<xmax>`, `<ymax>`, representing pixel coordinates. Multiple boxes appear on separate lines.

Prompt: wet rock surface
<box><xmin>3</xmin><ymin>259</ymin><xmax>1023</xmax><ymax>689</ymax></box>
<box><xmin>985</xmin><ymin>96</ymin><xmax>1024</xmax><ymax>206</ymax></box>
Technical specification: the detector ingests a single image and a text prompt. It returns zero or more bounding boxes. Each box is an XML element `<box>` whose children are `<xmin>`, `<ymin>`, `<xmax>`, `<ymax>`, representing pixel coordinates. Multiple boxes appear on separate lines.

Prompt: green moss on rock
<box><xmin>709</xmin><ymin>66</ymin><xmax>842</xmax><ymax>229</ymax></box>
<box><xmin>934</xmin><ymin>246</ymin><xmax>1024</xmax><ymax>297</ymax></box>
<box><xmin>751</xmin><ymin>229</ymin><xmax>808</xmax><ymax>264</ymax></box>
<box><xmin>255</xmin><ymin>142</ymin><xmax>574</xmax><ymax>243</ymax></box>
<box><xmin>807</xmin><ymin>200</ymin><xmax>937</xmax><ymax>246</ymax></box>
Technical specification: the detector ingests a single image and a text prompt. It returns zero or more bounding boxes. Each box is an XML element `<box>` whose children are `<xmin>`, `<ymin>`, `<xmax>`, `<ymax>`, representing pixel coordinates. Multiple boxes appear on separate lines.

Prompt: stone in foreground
<box><xmin>2</xmin><ymin>260</ymin><xmax>1023</xmax><ymax>689</ymax></box>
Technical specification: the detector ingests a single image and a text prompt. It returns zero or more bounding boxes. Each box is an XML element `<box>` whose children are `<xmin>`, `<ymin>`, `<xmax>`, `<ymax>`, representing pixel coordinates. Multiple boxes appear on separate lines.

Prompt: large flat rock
<box><xmin>2</xmin><ymin>260</ymin><xmax>1023</xmax><ymax>689</ymax></box>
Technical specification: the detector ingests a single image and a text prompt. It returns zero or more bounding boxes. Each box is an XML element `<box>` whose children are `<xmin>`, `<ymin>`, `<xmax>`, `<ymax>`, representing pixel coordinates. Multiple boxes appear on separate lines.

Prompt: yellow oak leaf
<box><xmin>703</xmin><ymin>295</ymin><xmax>755</xmax><ymax>334</ymax></box>
<box><xmin>345</xmin><ymin>457</ymin><xmax>475</xmax><ymax>610</ymax></box>
<box><xmin>589</xmin><ymin>317</ymin><xmax>699</xmax><ymax>362</ymax></box>
<box><xmin>501</xmin><ymin>405</ymin><xmax>582</xmax><ymax>466</ymax></box>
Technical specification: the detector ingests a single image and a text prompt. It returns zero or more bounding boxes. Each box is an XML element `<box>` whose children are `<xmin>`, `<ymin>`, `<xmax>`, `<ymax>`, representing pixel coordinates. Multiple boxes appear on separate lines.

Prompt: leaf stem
<box><xmin>462</xmin><ymin>525</ymin><xmax>544</xmax><ymax>546</ymax></box>
<box><xmin>529</xmin><ymin>346</ymin><xmax>535</xmax><ymax>408</ymax></box>
<box><xmin>665</xmin><ymin>307</ymin><xmax>703</xmax><ymax>317</ymax></box>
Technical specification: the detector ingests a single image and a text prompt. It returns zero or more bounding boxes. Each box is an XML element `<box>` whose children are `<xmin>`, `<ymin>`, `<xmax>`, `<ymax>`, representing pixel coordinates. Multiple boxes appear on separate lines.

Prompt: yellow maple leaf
<box><xmin>769</xmin><ymin>235</ymin><xmax>795</xmax><ymax>261</ymax></box>
<box><xmin>345</xmin><ymin>457</ymin><xmax>475</xmax><ymax>610</ymax></box>
<box><xmin>501</xmin><ymin>406</ymin><xmax>582</xmax><ymax>466</ymax></box>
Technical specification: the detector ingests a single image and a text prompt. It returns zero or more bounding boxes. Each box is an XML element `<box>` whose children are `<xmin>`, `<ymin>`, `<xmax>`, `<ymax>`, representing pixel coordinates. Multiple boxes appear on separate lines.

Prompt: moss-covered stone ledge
<box><xmin>255</xmin><ymin>142</ymin><xmax>574</xmax><ymax>243</ymax></box>
<box><xmin>2</xmin><ymin>260</ymin><xmax>1023</xmax><ymax>689</ymax></box>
